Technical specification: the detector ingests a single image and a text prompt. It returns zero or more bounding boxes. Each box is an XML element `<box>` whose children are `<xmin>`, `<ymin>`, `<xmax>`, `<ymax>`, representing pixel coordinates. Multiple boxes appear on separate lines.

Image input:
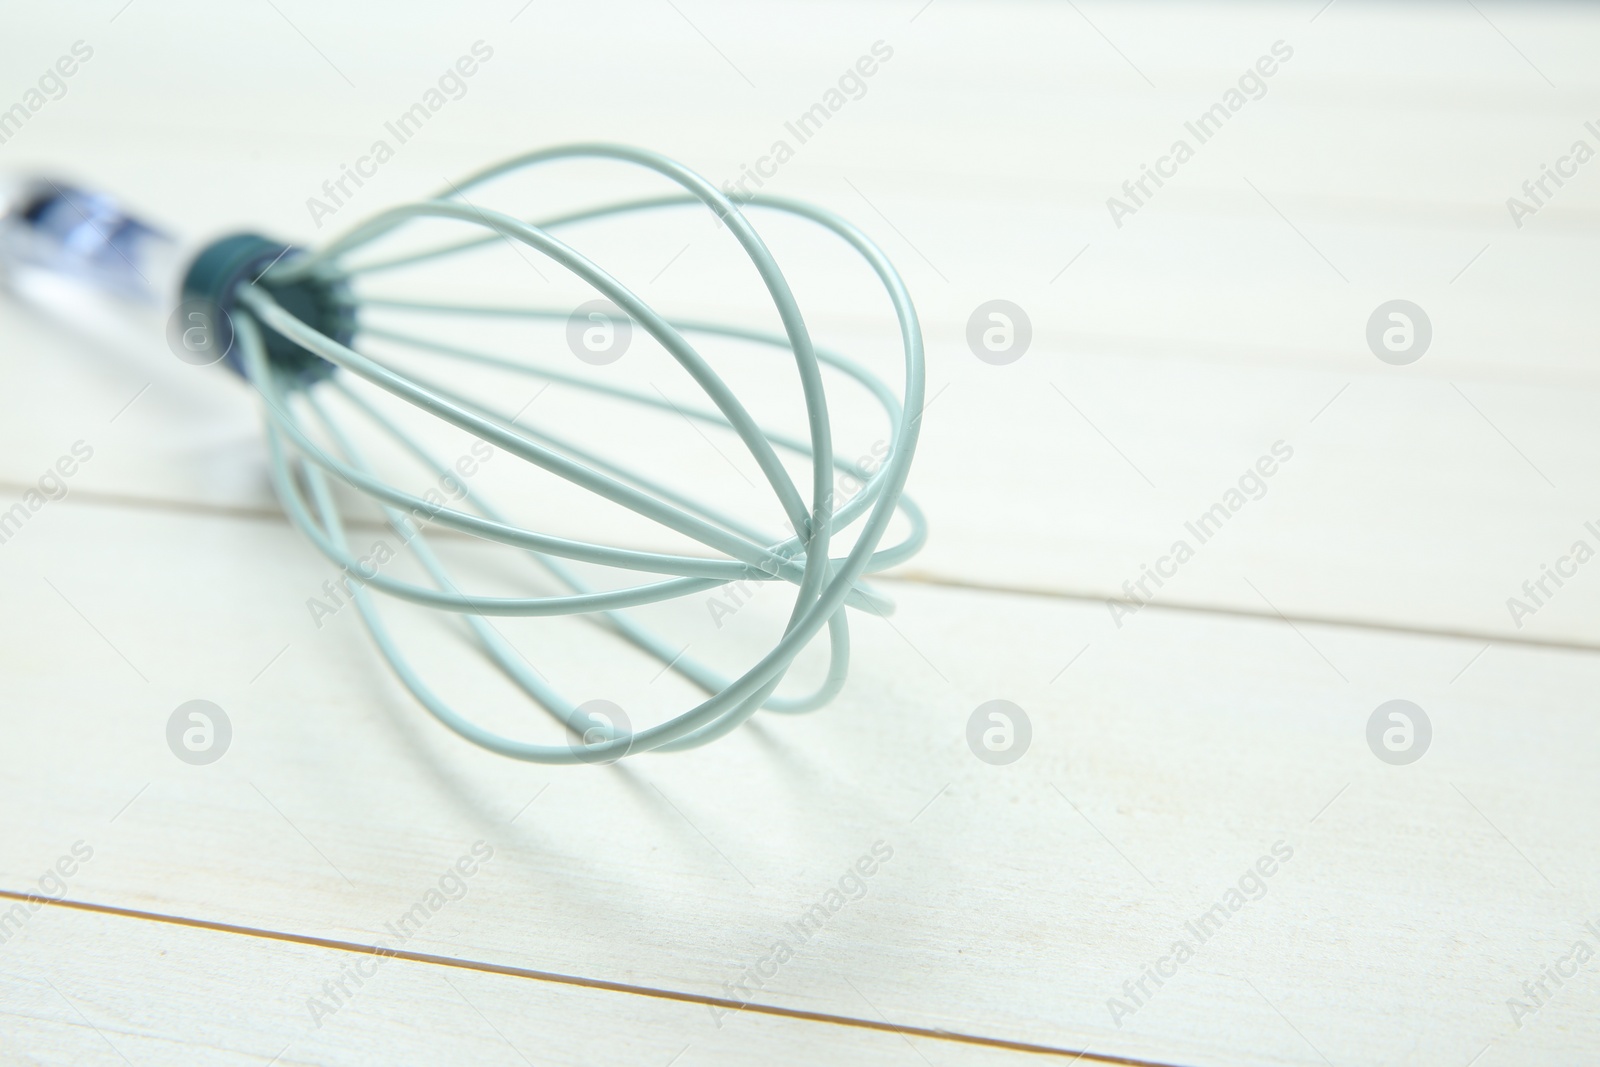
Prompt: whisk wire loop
<box><xmin>229</xmin><ymin>145</ymin><xmax>923</xmax><ymax>763</ymax></box>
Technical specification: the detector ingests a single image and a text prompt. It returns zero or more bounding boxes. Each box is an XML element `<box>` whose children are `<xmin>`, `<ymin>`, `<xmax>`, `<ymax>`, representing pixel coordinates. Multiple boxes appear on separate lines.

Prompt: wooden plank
<box><xmin>0</xmin><ymin>900</ymin><xmax>1050</xmax><ymax>1066</ymax></box>
<box><xmin>4</xmin><ymin>2</ymin><xmax>1599</xmax><ymax>650</ymax></box>
<box><xmin>1</xmin><ymin>499</ymin><xmax>1596</xmax><ymax>1065</ymax></box>
<box><xmin>5</xmin><ymin>0</ymin><xmax>1599</xmax><ymax>363</ymax></box>
<box><xmin>6</xmin><ymin>297</ymin><xmax>1598</xmax><ymax>650</ymax></box>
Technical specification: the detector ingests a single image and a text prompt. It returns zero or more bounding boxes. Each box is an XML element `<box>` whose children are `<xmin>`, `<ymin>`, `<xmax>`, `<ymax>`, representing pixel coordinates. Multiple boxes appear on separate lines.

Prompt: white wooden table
<box><xmin>2</xmin><ymin>2</ymin><xmax>1598</xmax><ymax>1064</ymax></box>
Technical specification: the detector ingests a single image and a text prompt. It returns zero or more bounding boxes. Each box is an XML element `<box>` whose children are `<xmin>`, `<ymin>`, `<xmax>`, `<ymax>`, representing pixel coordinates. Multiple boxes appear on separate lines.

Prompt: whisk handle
<box><xmin>0</xmin><ymin>177</ymin><xmax>351</xmax><ymax>382</ymax></box>
<box><xmin>0</xmin><ymin>176</ymin><xmax>180</xmax><ymax>309</ymax></box>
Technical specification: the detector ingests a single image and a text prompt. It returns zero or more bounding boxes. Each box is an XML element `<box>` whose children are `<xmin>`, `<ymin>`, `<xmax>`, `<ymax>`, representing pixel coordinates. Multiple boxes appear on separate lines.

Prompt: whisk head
<box><xmin>194</xmin><ymin>144</ymin><xmax>925</xmax><ymax>765</ymax></box>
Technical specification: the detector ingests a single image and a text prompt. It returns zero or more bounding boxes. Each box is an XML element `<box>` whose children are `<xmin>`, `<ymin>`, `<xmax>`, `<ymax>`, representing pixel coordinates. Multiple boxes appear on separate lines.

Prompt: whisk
<box><xmin>0</xmin><ymin>145</ymin><xmax>926</xmax><ymax>765</ymax></box>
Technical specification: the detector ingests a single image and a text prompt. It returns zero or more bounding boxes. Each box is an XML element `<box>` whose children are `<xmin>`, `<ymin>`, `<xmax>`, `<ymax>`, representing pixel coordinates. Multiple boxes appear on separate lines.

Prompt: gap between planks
<box><xmin>0</xmin><ymin>888</ymin><xmax>1183</xmax><ymax>1067</ymax></box>
<box><xmin>8</xmin><ymin>481</ymin><xmax>1600</xmax><ymax>658</ymax></box>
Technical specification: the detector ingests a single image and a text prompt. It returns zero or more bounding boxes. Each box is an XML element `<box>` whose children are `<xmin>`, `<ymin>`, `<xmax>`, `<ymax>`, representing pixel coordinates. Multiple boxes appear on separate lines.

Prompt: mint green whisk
<box><xmin>0</xmin><ymin>145</ymin><xmax>926</xmax><ymax>764</ymax></box>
